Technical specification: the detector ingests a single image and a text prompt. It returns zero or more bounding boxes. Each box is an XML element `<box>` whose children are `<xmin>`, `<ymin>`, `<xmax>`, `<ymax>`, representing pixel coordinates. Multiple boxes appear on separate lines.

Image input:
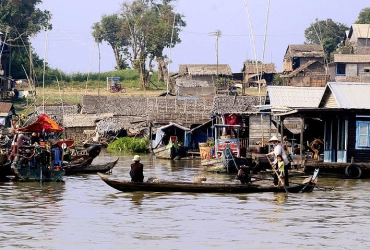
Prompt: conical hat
<box><xmin>268</xmin><ymin>136</ymin><xmax>280</xmax><ymax>142</ymax></box>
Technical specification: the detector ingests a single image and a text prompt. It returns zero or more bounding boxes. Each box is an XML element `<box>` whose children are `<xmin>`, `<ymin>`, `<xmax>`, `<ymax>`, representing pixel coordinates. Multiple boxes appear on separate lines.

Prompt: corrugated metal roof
<box><xmin>266</xmin><ymin>86</ymin><xmax>325</xmax><ymax>108</ymax></box>
<box><xmin>157</xmin><ymin>122</ymin><xmax>189</xmax><ymax>131</ymax></box>
<box><xmin>334</xmin><ymin>54</ymin><xmax>370</xmax><ymax>63</ymax></box>
<box><xmin>325</xmin><ymin>82</ymin><xmax>370</xmax><ymax>109</ymax></box>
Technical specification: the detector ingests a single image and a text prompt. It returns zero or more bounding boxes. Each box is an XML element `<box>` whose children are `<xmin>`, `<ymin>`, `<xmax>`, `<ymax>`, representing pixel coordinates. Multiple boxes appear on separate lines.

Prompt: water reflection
<box><xmin>2</xmin><ymin>150</ymin><xmax>370</xmax><ymax>249</ymax></box>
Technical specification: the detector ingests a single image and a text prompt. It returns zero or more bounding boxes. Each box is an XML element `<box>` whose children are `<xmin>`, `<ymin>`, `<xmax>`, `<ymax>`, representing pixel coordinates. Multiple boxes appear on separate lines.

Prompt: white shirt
<box><xmin>269</xmin><ymin>143</ymin><xmax>289</xmax><ymax>165</ymax></box>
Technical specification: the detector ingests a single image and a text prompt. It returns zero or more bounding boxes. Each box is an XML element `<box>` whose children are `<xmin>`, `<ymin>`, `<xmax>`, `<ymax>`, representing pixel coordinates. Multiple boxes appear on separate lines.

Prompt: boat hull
<box><xmin>12</xmin><ymin>166</ymin><xmax>64</xmax><ymax>182</ymax></box>
<box><xmin>64</xmin><ymin>158</ymin><xmax>119</xmax><ymax>175</ymax></box>
<box><xmin>98</xmin><ymin>173</ymin><xmax>315</xmax><ymax>193</ymax></box>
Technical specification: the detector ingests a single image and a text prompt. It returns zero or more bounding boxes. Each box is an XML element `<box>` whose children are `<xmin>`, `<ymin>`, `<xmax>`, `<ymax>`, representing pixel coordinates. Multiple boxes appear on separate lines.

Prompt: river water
<box><xmin>1</xmin><ymin>149</ymin><xmax>370</xmax><ymax>250</ymax></box>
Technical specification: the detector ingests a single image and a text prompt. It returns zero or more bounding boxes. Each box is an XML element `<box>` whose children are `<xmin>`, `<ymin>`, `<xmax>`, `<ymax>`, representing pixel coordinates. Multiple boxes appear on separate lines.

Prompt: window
<box><xmin>336</xmin><ymin>63</ymin><xmax>346</xmax><ymax>75</ymax></box>
<box><xmin>356</xmin><ymin>121</ymin><xmax>370</xmax><ymax>148</ymax></box>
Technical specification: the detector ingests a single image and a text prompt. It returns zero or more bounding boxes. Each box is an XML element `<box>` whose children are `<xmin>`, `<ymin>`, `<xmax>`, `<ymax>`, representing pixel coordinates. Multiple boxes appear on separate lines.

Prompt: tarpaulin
<box><xmin>17</xmin><ymin>114</ymin><xmax>64</xmax><ymax>133</ymax></box>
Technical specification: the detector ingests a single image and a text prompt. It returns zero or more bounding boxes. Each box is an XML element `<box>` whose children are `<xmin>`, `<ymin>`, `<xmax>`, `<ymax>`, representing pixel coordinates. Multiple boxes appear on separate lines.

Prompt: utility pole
<box><xmin>209</xmin><ymin>30</ymin><xmax>221</xmax><ymax>85</ymax></box>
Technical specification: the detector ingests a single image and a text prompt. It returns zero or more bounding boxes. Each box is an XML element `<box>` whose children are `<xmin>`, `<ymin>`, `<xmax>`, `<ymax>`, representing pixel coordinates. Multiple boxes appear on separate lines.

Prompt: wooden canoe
<box><xmin>64</xmin><ymin>158</ymin><xmax>119</xmax><ymax>175</ymax></box>
<box><xmin>98</xmin><ymin>172</ymin><xmax>316</xmax><ymax>193</ymax></box>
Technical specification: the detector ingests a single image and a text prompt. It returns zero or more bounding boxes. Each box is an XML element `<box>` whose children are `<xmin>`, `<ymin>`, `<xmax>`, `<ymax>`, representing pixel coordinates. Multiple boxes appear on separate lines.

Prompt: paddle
<box><xmin>266</xmin><ymin>155</ymin><xmax>289</xmax><ymax>194</ymax></box>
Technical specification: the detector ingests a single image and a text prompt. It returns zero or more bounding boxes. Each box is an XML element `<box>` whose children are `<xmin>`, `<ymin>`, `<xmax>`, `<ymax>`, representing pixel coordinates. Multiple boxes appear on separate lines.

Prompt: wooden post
<box><xmin>300</xmin><ymin>115</ymin><xmax>305</xmax><ymax>158</ymax></box>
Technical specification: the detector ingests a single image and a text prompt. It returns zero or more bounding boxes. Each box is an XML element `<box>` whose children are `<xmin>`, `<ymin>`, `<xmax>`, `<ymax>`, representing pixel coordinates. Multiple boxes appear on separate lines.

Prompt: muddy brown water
<box><xmin>1</xmin><ymin>149</ymin><xmax>370</xmax><ymax>249</ymax></box>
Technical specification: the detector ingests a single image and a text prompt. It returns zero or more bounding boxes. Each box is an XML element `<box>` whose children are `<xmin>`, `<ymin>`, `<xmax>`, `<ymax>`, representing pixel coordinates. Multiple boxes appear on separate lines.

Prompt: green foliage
<box><xmin>108</xmin><ymin>137</ymin><xmax>150</xmax><ymax>153</ymax></box>
<box><xmin>273</xmin><ymin>74</ymin><xmax>283</xmax><ymax>86</ymax></box>
<box><xmin>304</xmin><ymin>19</ymin><xmax>348</xmax><ymax>61</ymax></box>
<box><xmin>42</xmin><ymin>69</ymin><xmax>166</xmax><ymax>89</ymax></box>
<box><xmin>355</xmin><ymin>7</ymin><xmax>370</xmax><ymax>24</ymax></box>
<box><xmin>93</xmin><ymin>0</ymin><xmax>186</xmax><ymax>87</ymax></box>
<box><xmin>0</xmin><ymin>0</ymin><xmax>51</xmax><ymax>79</ymax></box>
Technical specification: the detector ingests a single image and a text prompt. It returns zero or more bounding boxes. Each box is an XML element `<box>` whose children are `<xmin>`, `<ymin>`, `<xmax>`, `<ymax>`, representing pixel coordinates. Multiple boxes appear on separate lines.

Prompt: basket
<box><xmin>198</xmin><ymin>142</ymin><xmax>209</xmax><ymax>147</ymax></box>
<box><xmin>193</xmin><ymin>176</ymin><xmax>207</xmax><ymax>183</ymax></box>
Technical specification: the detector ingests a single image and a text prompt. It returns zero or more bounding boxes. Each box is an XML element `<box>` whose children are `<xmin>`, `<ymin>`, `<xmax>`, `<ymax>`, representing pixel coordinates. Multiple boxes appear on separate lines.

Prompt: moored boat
<box><xmin>201</xmin><ymin>124</ymin><xmax>251</xmax><ymax>173</ymax></box>
<box><xmin>64</xmin><ymin>158</ymin><xmax>119</xmax><ymax>175</ymax></box>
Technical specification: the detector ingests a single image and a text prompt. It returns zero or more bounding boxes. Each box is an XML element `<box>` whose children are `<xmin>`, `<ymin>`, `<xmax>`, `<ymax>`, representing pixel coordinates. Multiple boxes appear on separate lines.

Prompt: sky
<box><xmin>31</xmin><ymin>0</ymin><xmax>368</xmax><ymax>74</ymax></box>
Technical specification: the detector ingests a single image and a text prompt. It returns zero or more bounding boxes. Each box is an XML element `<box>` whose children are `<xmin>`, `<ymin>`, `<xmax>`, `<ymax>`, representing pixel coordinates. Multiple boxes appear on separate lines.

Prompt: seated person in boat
<box><xmin>130</xmin><ymin>155</ymin><xmax>144</xmax><ymax>182</ymax></box>
<box><xmin>9</xmin><ymin>132</ymin><xmax>30</xmax><ymax>161</ymax></box>
<box><xmin>237</xmin><ymin>165</ymin><xmax>251</xmax><ymax>184</ymax></box>
<box><xmin>30</xmin><ymin>132</ymin><xmax>40</xmax><ymax>145</ymax></box>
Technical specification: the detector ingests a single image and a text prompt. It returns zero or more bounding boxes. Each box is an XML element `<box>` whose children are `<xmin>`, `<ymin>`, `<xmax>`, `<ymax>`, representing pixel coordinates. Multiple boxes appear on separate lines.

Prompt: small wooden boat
<box><xmin>97</xmin><ymin>171</ymin><xmax>318</xmax><ymax>194</ymax></box>
<box><xmin>153</xmin><ymin>144</ymin><xmax>188</xmax><ymax>160</ymax></box>
<box><xmin>64</xmin><ymin>158</ymin><xmax>119</xmax><ymax>175</ymax></box>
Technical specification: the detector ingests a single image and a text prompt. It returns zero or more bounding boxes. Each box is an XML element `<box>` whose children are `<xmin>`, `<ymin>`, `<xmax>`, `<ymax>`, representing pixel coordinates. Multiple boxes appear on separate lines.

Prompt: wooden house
<box><xmin>242</xmin><ymin>63</ymin><xmax>276</xmax><ymax>87</ymax></box>
<box><xmin>210</xmin><ymin>95</ymin><xmax>262</xmax><ymax>151</ymax></box>
<box><xmin>281</xmin><ymin>44</ymin><xmax>327</xmax><ymax>87</ymax></box>
<box><xmin>346</xmin><ymin>24</ymin><xmax>370</xmax><ymax>54</ymax></box>
<box><xmin>175</xmin><ymin>64</ymin><xmax>233</xmax><ymax>96</ymax></box>
<box><xmin>81</xmin><ymin>95</ymin><xmax>213</xmax><ymax>128</ymax></box>
<box><xmin>333</xmin><ymin>54</ymin><xmax>370</xmax><ymax>83</ymax></box>
<box><xmin>262</xmin><ymin>85</ymin><xmax>325</xmax><ymax>159</ymax></box>
<box><xmin>274</xmin><ymin>82</ymin><xmax>370</xmax><ymax>165</ymax></box>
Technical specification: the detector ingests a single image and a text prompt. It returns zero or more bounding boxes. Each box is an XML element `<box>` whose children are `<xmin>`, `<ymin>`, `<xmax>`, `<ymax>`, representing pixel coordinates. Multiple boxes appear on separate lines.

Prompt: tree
<box><xmin>304</xmin><ymin>19</ymin><xmax>348</xmax><ymax>61</ymax></box>
<box><xmin>0</xmin><ymin>0</ymin><xmax>51</xmax><ymax>79</ymax></box>
<box><xmin>92</xmin><ymin>14</ymin><xmax>130</xmax><ymax>70</ymax></box>
<box><xmin>355</xmin><ymin>7</ymin><xmax>370</xmax><ymax>24</ymax></box>
<box><xmin>93</xmin><ymin>0</ymin><xmax>186</xmax><ymax>89</ymax></box>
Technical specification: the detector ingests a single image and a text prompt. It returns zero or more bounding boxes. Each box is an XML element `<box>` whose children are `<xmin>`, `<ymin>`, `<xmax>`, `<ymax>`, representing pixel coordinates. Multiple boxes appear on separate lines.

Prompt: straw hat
<box><xmin>268</xmin><ymin>136</ymin><xmax>280</xmax><ymax>142</ymax></box>
<box><xmin>132</xmin><ymin>155</ymin><xmax>141</xmax><ymax>162</ymax></box>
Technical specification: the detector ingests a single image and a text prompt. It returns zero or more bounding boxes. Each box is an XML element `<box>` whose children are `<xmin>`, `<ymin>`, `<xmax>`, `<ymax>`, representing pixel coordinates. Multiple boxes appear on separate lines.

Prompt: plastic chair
<box><xmin>51</xmin><ymin>147</ymin><xmax>63</xmax><ymax>169</ymax></box>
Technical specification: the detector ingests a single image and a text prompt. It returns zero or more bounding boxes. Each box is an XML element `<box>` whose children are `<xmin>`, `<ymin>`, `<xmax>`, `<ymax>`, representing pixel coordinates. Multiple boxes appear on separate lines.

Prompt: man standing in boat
<box><xmin>130</xmin><ymin>155</ymin><xmax>144</xmax><ymax>182</ymax></box>
<box><xmin>266</xmin><ymin>136</ymin><xmax>290</xmax><ymax>186</ymax></box>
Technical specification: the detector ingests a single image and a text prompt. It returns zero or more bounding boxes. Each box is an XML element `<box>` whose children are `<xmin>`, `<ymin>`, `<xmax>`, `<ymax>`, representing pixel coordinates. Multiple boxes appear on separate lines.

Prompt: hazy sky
<box><xmin>31</xmin><ymin>0</ymin><xmax>368</xmax><ymax>74</ymax></box>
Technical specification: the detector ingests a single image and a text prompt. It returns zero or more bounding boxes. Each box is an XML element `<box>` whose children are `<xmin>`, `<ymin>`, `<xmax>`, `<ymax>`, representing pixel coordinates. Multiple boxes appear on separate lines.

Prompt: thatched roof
<box><xmin>284</xmin><ymin>44</ymin><xmax>325</xmax><ymax>59</ymax></box>
<box><xmin>176</xmin><ymin>79</ymin><xmax>211</xmax><ymax>87</ymax></box>
<box><xmin>63</xmin><ymin>113</ymin><xmax>114</xmax><ymax>128</ymax></box>
<box><xmin>178</xmin><ymin>64</ymin><xmax>233</xmax><ymax>76</ymax></box>
<box><xmin>211</xmin><ymin>96</ymin><xmax>263</xmax><ymax>115</ymax></box>
<box><xmin>23</xmin><ymin>104</ymin><xmax>80</xmax><ymax>127</ymax></box>
<box><xmin>96</xmin><ymin>116</ymin><xmax>147</xmax><ymax>133</ymax></box>
<box><xmin>82</xmin><ymin>95</ymin><xmax>214</xmax><ymax>127</ymax></box>
<box><xmin>243</xmin><ymin>63</ymin><xmax>276</xmax><ymax>74</ymax></box>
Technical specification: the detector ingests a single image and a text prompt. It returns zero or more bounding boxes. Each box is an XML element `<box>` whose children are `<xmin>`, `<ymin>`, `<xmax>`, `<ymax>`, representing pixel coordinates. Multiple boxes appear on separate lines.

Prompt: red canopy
<box><xmin>17</xmin><ymin>114</ymin><xmax>64</xmax><ymax>133</ymax></box>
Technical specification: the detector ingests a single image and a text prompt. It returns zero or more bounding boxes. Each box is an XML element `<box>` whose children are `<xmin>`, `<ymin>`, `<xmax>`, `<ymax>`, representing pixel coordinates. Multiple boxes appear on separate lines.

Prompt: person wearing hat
<box><xmin>266</xmin><ymin>136</ymin><xmax>290</xmax><ymax>186</ymax></box>
<box><xmin>130</xmin><ymin>155</ymin><xmax>144</xmax><ymax>182</ymax></box>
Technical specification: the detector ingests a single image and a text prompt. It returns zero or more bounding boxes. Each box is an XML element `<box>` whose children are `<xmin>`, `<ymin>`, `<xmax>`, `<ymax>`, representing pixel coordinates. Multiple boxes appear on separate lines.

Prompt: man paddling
<box><xmin>266</xmin><ymin>136</ymin><xmax>290</xmax><ymax>186</ymax></box>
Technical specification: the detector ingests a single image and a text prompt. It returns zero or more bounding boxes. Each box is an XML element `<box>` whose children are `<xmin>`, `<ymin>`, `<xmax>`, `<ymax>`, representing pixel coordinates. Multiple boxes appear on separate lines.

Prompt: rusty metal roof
<box><xmin>266</xmin><ymin>86</ymin><xmax>325</xmax><ymax>108</ymax></box>
<box><xmin>0</xmin><ymin>102</ymin><xmax>13</xmax><ymax>113</ymax></box>
<box><xmin>322</xmin><ymin>82</ymin><xmax>370</xmax><ymax>109</ymax></box>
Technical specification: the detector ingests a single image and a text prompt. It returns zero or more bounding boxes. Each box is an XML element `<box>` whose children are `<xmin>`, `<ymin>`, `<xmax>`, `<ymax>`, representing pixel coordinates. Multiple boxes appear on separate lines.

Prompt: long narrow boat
<box><xmin>64</xmin><ymin>158</ymin><xmax>119</xmax><ymax>175</ymax></box>
<box><xmin>98</xmin><ymin>171</ymin><xmax>318</xmax><ymax>193</ymax></box>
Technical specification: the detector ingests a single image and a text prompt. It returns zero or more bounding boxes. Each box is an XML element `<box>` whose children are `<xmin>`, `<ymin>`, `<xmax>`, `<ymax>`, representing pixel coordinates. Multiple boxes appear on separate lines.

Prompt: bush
<box><xmin>107</xmin><ymin>137</ymin><xmax>150</xmax><ymax>153</ymax></box>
